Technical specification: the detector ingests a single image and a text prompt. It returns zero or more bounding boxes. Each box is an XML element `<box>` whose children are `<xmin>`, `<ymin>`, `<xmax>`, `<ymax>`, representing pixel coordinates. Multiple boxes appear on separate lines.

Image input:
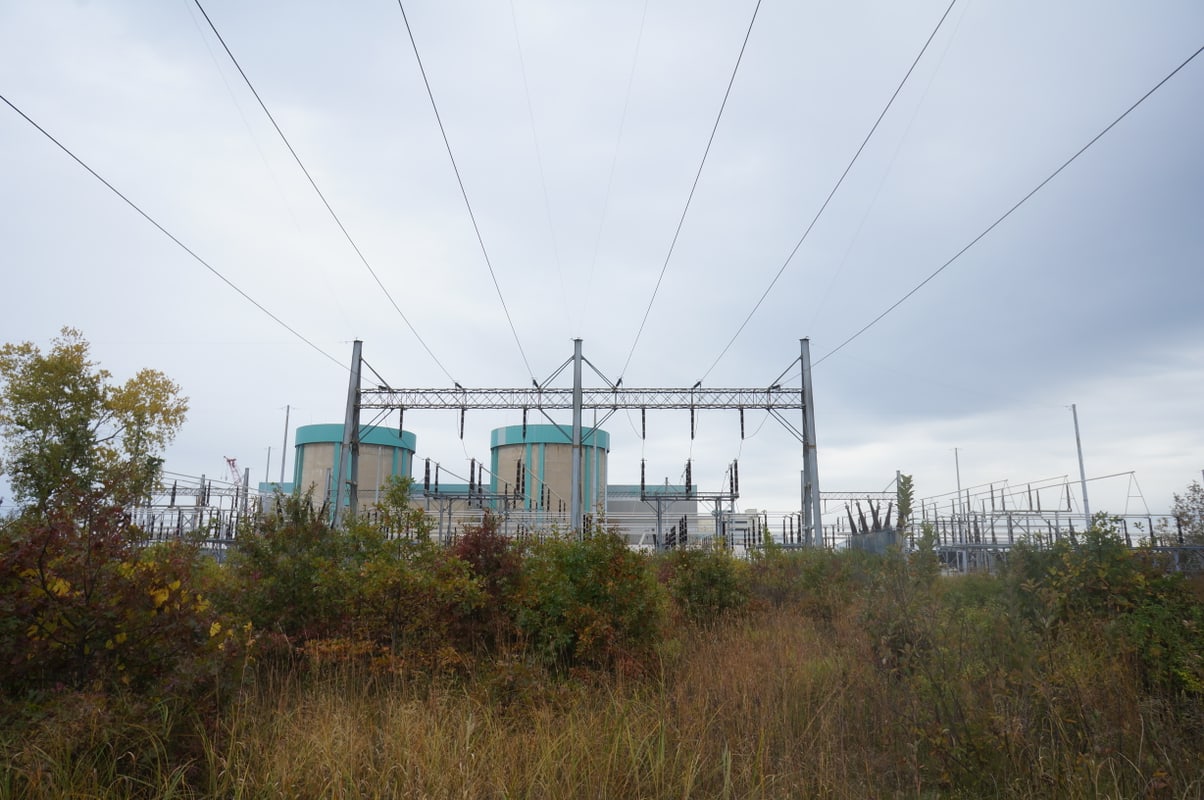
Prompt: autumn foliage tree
<box><xmin>0</xmin><ymin>497</ymin><xmax>230</xmax><ymax>694</ymax></box>
<box><xmin>0</xmin><ymin>329</ymin><xmax>232</xmax><ymax>699</ymax></box>
<box><xmin>0</xmin><ymin>327</ymin><xmax>187</xmax><ymax>512</ymax></box>
<box><xmin>1173</xmin><ymin>480</ymin><xmax>1204</xmax><ymax>544</ymax></box>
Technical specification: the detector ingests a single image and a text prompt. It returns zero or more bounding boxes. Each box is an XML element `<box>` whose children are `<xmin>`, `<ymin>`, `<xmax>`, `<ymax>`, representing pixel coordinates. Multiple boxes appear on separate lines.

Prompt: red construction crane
<box><xmin>224</xmin><ymin>457</ymin><xmax>241</xmax><ymax>486</ymax></box>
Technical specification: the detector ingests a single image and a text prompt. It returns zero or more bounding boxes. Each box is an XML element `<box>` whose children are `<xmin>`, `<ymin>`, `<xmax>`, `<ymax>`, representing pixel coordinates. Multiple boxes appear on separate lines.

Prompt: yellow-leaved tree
<box><xmin>0</xmin><ymin>327</ymin><xmax>187</xmax><ymax>512</ymax></box>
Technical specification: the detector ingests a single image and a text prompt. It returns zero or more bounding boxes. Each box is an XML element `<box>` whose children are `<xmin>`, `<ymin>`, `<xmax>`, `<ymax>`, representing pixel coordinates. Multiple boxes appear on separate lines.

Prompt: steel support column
<box><xmin>1071</xmin><ymin>403</ymin><xmax>1091</xmax><ymax>528</ymax></box>
<box><xmin>800</xmin><ymin>338</ymin><xmax>822</xmax><ymax>546</ymax></box>
<box><xmin>571</xmin><ymin>338</ymin><xmax>583</xmax><ymax>536</ymax></box>
<box><xmin>334</xmin><ymin>339</ymin><xmax>362</xmax><ymax>528</ymax></box>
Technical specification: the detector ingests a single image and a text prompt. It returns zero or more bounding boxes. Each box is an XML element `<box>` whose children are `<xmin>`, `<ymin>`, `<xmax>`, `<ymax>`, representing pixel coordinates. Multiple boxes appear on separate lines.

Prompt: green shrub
<box><xmin>452</xmin><ymin>513</ymin><xmax>523</xmax><ymax>651</ymax></box>
<box><xmin>356</xmin><ymin>533</ymin><xmax>486</xmax><ymax>664</ymax></box>
<box><xmin>1003</xmin><ymin>514</ymin><xmax>1204</xmax><ymax>697</ymax></box>
<box><xmin>1110</xmin><ymin>569</ymin><xmax>1204</xmax><ymax>695</ymax></box>
<box><xmin>659</xmin><ymin>546</ymin><xmax>748</xmax><ymax>626</ymax></box>
<box><xmin>0</xmin><ymin>493</ymin><xmax>235</xmax><ymax>699</ymax></box>
<box><xmin>220</xmin><ymin>490</ymin><xmax>378</xmax><ymax>643</ymax></box>
<box><xmin>518</xmin><ymin>531</ymin><xmax>666</xmax><ymax>673</ymax></box>
<box><xmin>745</xmin><ymin>543</ymin><xmax>878</xmax><ymax>627</ymax></box>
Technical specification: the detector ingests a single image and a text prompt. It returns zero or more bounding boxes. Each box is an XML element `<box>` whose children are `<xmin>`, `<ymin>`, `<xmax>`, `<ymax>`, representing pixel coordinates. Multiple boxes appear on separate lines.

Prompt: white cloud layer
<box><xmin>1</xmin><ymin>1</ymin><xmax>1201</xmax><ymax>517</ymax></box>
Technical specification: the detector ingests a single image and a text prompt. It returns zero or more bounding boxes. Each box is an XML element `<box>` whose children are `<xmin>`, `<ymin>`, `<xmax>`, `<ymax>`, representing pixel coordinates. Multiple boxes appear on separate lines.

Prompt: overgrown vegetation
<box><xmin>3</xmin><ymin>334</ymin><xmax>1204</xmax><ymax>797</ymax></box>
<box><xmin>1173</xmin><ymin>480</ymin><xmax>1204</xmax><ymax>544</ymax></box>
<box><xmin>5</xmin><ymin>505</ymin><xmax>1203</xmax><ymax>799</ymax></box>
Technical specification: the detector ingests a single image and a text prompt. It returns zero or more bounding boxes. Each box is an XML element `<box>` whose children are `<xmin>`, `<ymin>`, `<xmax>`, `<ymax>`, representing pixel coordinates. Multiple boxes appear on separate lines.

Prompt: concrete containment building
<box><xmin>490</xmin><ymin>424</ymin><xmax>609</xmax><ymax>514</ymax></box>
<box><xmin>293</xmin><ymin>423</ymin><xmax>416</xmax><ymax>509</ymax></box>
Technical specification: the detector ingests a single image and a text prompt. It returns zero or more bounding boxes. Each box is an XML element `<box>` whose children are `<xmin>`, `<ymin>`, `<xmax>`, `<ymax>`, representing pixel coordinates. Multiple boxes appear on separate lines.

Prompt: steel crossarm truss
<box><xmin>358</xmin><ymin>387</ymin><xmax>802</xmax><ymax>411</ymax></box>
<box><xmin>821</xmin><ymin>491</ymin><xmax>895</xmax><ymax>503</ymax></box>
<box><xmin>638</xmin><ymin>490</ymin><xmax>734</xmax><ymax>503</ymax></box>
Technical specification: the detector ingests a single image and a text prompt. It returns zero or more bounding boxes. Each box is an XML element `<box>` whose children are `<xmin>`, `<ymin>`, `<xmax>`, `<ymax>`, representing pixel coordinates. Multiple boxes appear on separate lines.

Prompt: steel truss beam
<box><xmin>359</xmin><ymin>387</ymin><xmax>802</xmax><ymax>411</ymax></box>
<box><xmin>348</xmin><ymin>338</ymin><xmax>819</xmax><ymax>544</ymax></box>
<box><xmin>638</xmin><ymin>491</ymin><xmax>735</xmax><ymax>502</ymax></box>
<box><xmin>820</xmin><ymin>491</ymin><xmax>895</xmax><ymax>502</ymax></box>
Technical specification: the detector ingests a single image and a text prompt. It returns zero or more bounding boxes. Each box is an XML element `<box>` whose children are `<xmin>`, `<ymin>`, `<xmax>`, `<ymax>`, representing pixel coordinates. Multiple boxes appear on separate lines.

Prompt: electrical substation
<box><xmin>110</xmin><ymin>327</ymin><xmax>1198</xmax><ymax>576</ymax></box>
<box><xmin>334</xmin><ymin>337</ymin><xmax>826</xmax><ymax>550</ymax></box>
<box><xmin>126</xmin><ymin>337</ymin><xmax>1202</xmax><ymax>573</ymax></box>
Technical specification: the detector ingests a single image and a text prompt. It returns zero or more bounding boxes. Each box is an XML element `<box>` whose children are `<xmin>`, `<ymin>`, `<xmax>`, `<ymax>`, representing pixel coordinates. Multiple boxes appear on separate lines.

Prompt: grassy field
<box><xmin>3</xmin><ymin>511</ymin><xmax>1204</xmax><ymax>798</ymax></box>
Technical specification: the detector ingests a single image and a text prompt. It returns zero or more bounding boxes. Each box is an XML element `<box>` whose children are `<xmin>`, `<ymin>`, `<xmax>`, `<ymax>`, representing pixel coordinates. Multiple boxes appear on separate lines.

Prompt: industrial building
<box><xmin>285</xmin><ymin>423</ymin><xmax>417</xmax><ymax>508</ymax></box>
<box><xmin>489</xmin><ymin>424</ymin><xmax>608</xmax><ymax>514</ymax></box>
<box><xmin>262</xmin><ymin>422</ymin><xmax>740</xmax><ymax>547</ymax></box>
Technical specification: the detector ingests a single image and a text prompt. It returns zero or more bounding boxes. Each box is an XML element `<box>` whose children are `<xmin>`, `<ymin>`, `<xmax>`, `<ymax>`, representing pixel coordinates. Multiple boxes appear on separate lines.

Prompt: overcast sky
<box><xmin>2</xmin><ymin>0</ymin><xmax>1201</xmax><ymax>521</ymax></box>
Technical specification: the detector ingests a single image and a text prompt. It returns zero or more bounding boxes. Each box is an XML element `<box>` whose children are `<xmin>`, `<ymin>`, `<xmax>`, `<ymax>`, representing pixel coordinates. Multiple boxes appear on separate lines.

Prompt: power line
<box><xmin>508</xmin><ymin>0</ymin><xmax>571</xmax><ymax>334</ymax></box>
<box><xmin>584</xmin><ymin>0</ymin><xmax>650</xmax><ymax>305</ymax></box>
<box><xmin>804</xmin><ymin>0</ymin><xmax>972</xmax><ymax>336</ymax></box>
<box><xmin>699</xmin><ymin>0</ymin><xmax>959</xmax><ymax>383</ymax></box>
<box><xmin>396</xmin><ymin>0</ymin><xmax>536</xmax><ymax>381</ymax></box>
<box><xmin>618</xmin><ymin>0</ymin><xmax>764</xmax><ymax>382</ymax></box>
<box><xmin>190</xmin><ymin>0</ymin><xmax>458</xmax><ymax>385</ymax></box>
<box><xmin>815</xmin><ymin>42</ymin><xmax>1204</xmax><ymax>368</ymax></box>
<box><xmin>0</xmin><ymin>92</ymin><xmax>344</xmax><ymax>371</ymax></box>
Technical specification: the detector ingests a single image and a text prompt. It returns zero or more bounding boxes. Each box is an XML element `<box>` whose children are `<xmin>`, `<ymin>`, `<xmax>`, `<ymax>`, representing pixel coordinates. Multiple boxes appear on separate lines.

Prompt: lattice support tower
<box><xmin>347</xmin><ymin>339</ymin><xmax>821</xmax><ymax>540</ymax></box>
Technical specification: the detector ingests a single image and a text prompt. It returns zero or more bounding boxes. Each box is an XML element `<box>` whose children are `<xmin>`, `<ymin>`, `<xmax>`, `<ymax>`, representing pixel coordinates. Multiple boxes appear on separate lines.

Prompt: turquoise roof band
<box><xmin>490</xmin><ymin>424</ymin><xmax>609</xmax><ymax>450</ymax></box>
<box><xmin>295</xmin><ymin>423</ymin><xmax>416</xmax><ymax>451</ymax></box>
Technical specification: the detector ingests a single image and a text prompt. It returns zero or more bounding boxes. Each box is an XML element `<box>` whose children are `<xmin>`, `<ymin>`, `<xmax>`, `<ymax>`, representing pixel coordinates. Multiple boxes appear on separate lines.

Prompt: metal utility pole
<box><xmin>1071</xmin><ymin>403</ymin><xmax>1091</xmax><ymax>528</ymax></box>
<box><xmin>241</xmin><ymin>467</ymin><xmax>250</xmax><ymax>516</ymax></box>
<box><xmin>570</xmin><ymin>338</ymin><xmax>583</xmax><ymax>536</ymax></box>
<box><xmin>954</xmin><ymin>447</ymin><xmax>963</xmax><ymax>516</ymax></box>
<box><xmin>280</xmin><ymin>404</ymin><xmax>290</xmax><ymax>483</ymax></box>
<box><xmin>334</xmin><ymin>340</ymin><xmax>362</xmax><ymax>527</ymax></box>
<box><xmin>800</xmin><ymin>338</ymin><xmax>822</xmax><ymax>546</ymax></box>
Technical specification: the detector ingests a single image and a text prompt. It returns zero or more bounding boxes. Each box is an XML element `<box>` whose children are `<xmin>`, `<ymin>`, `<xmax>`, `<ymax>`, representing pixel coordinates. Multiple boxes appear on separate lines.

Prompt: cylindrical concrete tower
<box><xmin>490</xmin><ymin>424</ymin><xmax>609</xmax><ymax>514</ymax></box>
<box><xmin>293</xmin><ymin>423</ymin><xmax>416</xmax><ymax>509</ymax></box>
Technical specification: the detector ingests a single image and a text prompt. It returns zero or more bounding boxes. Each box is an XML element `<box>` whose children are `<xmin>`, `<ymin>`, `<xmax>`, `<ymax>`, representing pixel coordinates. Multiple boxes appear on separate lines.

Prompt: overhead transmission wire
<box><xmin>183</xmin><ymin>1</ymin><xmax>303</xmax><ymax>232</ymax></box>
<box><xmin>508</xmin><ymin>0</ymin><xmax>571</xmax><ymax>334</ymax></box>
<box><xmin>698</xmin><ymin>0</ymin><xmax>959</xmax><ymax>384</ymax></box>
<box><xmin>190</xmin><ymin>0</ymin><xmax>458</xmax><ymax>385</ymax></box>
<box><xmin>618</xmin><ymin>0</ymin><xmax>764</xmax><ymax>383</ymax></box>
<box><xmin>805</xmin><ymin>0</ymin><xmax>972</xmax><ymax>332</ymax></box>
<box><xmin>814</xmin><ymin>42</ymin><xmax>1204</xmax><ymax>368</ymax></box>
<box><xmin>396</xmin><ymin>1</ymin><xmax>536</xmax><ymax>381</ymax></box>
<box><xmin>0</xmin><ymin>92</ymin><xmax>344</xmax><ymax>371</ymax></box>
<box><xmin>583</xmin><ymin>0</ymin><xmax>650</xmax><ymax>303</ymax></box>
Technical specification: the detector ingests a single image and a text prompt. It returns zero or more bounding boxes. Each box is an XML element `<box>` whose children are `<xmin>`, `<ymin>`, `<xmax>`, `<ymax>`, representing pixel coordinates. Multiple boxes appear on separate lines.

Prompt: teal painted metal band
<box><xmin>490</xmin><ymin>424</ymin><xmax>609</xmax><ymax>449</ymax></box>
<box><xmin>295</xmin><ymin>423</ymin><xmax>416</xmax><ymax>451</ymax></box>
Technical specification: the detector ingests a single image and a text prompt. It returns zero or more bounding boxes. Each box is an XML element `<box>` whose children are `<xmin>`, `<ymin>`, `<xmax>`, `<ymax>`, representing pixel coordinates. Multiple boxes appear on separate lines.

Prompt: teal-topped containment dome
<box><xmin>293</xmin><ymin>423</ymin><xmax>416</xmax><ymax>508</ymax></box>
<box><xmin>490</xmin><ymin>424</ymin><xmax>609</xmax><ymax>514</ymax></box>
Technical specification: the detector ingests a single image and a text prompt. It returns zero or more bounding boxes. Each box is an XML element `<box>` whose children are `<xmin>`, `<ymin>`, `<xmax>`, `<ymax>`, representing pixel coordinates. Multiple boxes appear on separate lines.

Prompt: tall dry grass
<box><xmin>191</xmin><ymin>609</ymin><xmax>882</xmax><ymax>799</ymax></box>
<box><xmin>175</xmin><ymin>598</ymin><xmax>1201</xmax><ymax>799</ymax></box>
<box><xmin>5</xmin><ymin>564</ymin><xmax>1204</xmax><ymax>798</ymax></box>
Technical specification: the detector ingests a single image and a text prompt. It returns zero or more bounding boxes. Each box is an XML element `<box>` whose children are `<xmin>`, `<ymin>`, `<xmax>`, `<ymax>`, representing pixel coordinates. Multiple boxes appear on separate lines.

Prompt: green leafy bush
<box><xmin>746</xmin><ymin>543</ymin><xmax>878</xmax><ymax>627</ymax></box>
<box><xmin>356</xmin><ymin>533</ymin><xmax>486</xmax><ymax>665</ymax></box>
<box><xmin>518</xmin><ymin>531</ymin><xmax>666</xmax><ymax>673</ymax></box>
<box><xmin>452</xmin><ymin>513</ymin><xmax>523</xmax><ymax>651</ymax></box>
<box><xmin>220</xmin><ymin>490</ymin><xmax>373</xmax><ymax>643</ymax></box>
<box><xmin>0</xmin><ymin>492</ymin><xmax>234</xmax><ymax>698</ymax></box>
<box><xmin>222</xmin><ymin>486</ymin><xmax>492</xmax><ymax>670</ymax></box>
<box><xmin>1003</xmin><ymin>514</ymin><xmax>1204</xmax><ymax>696</ymax></box>
<box><xmin>659</xmin><ymin>546</ymin><xmax>748</xmax><ymax>626</ymax></box>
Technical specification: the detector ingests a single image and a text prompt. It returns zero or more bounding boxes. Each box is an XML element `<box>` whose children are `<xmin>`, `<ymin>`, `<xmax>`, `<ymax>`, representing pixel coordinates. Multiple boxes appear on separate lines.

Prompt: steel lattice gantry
<box><xmin>344</xmin><ymin>339</ymin><xmax>822</xmax><ymax>542</ymax></box>
<box><xmin>358</xmin><ymin>387</ymin><xmax>804</xmax><ymax>411</ymax></box>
